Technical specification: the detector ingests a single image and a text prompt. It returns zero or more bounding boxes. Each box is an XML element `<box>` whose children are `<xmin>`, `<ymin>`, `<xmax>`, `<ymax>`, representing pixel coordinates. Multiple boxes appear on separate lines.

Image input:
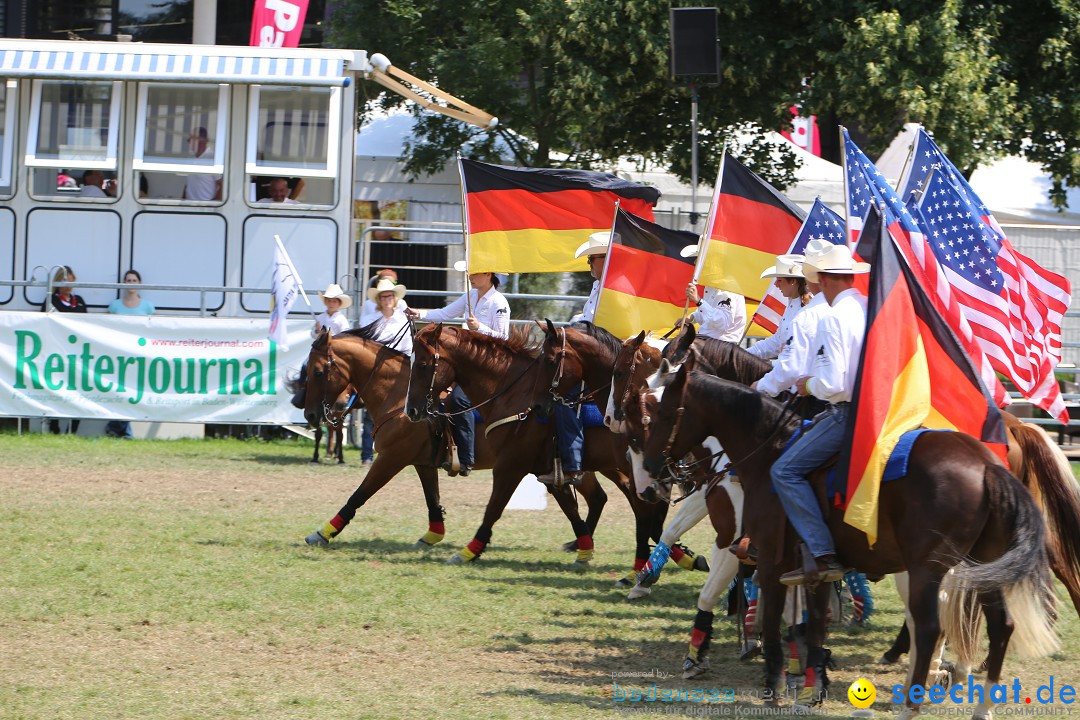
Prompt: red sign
<box><xmin>250</xmin><ymin>0</ymin><xmax>309</xmax><ymax>48</ymax></box>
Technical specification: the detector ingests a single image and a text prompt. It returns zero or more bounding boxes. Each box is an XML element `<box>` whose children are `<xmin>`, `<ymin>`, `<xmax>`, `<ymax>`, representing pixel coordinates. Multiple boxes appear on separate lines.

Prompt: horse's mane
<box><xmin>568</xmin><ymin>321</ymin><xmax>623</xmax><ymax>360</ymax></box>
<box><xmin>689</xmin><ymin>371</ymin><xmax>799</xmax><ymax>441</ymax></box>
<box><xmin>420</xmin><ymin>323</ymin><xmax>540</xmax><ymax>365</ymax></box>
<box><xmin>687</xmin><ymin>337</ymin><xmax>772</xmax><ymax>384</ymax></box>
<box><xmin>336</xmin><ymin>319</ymin><xmax>410</xmax><ymax>358</ymax></box>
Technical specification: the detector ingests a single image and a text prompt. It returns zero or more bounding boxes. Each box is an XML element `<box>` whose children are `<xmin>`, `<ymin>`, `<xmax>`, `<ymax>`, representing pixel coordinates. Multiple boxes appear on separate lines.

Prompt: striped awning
<box><xmin>0</xmin><ymin>42</ymin><xmax>356</xmax><ymax>87</ymax></box>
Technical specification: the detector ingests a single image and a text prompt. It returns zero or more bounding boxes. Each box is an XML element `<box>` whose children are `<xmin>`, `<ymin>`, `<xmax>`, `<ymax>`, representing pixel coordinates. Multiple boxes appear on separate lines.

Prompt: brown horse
<box><xmin>296</xmin><ymin>326</ymin><xmax>609</xmax><ymax>560</ymax></box>
<box><xmin>639</xmin><ymin>356</ymin><xmax>1058</xmax><ymax>718</ymax></box>
<box><xmin>404</xmin><ymin>323</ymin><xmax>651</xmax><ymax>567</ymax></box>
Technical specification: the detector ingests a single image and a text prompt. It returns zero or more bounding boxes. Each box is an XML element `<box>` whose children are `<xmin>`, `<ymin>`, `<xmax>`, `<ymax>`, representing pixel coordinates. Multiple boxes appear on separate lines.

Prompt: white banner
<box><xmin>0</xmin><ymin>312</ymin><xmax>312</xmax><ymax>423</ymax></box>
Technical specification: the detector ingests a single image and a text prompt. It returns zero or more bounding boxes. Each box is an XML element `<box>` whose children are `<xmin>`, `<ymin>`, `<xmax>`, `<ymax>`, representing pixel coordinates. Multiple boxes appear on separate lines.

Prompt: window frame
<box><xmin>0</xmin><ymin>80</ymin><xmax>16</xmax><ymax>189</ymax></box>
<box><xmin>245</xmin><ymin>84</ymin><xmax>340</xmax><ymax>180</ymax></box>
<box><xmin>132</xmin><ymin>82</ymin><xmax>229</xmax><ymax>175</ymax></box>
<box><xmin>25</xmin><ymin>79</ymin><xmax>121</xmax><ymax>171</ymax></box>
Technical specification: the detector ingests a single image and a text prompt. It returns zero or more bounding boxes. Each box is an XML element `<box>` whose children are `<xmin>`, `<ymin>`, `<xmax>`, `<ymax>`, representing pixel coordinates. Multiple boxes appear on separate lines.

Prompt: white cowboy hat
<box><xmin>801</xmin><ymin>244</ymin><xmax>870</xmax><ymax>282</ymax></box>
<box><xmin>574</xmin><ymin>231</ymin><xmax>614</xmax><ymax>259</ymax></box>
<box><xmin>760</xmin><ymin>254</ymin><xmax>806</xmax><ymax>279</ymax></box>
<box><xmin>452</xmin><ymin>261</ymin><xmax>508</xmax><ymax>286</ymax></box>
<box><xmin>679</xmin><ymin>243</ymin><xmax>701</xmax><ymax>258</ymax></box>
<box><xmin>367</xmin><ymin>276</ymin><xmax>407</xmax><ymax>302</ymax></box>
<box><xmin>319</xmin><ymin>283</ymin><xmax>353</xmax><ymax>309</ymax></box>
<box><xmin>803</xmin><ymin>237</ymin><xmax>838</xmax><ymax>260</ymax></box>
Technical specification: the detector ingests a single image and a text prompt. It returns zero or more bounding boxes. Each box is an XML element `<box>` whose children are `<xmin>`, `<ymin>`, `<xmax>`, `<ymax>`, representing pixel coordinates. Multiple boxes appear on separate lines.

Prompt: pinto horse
<box><xmin>404</xmin><ymin>323</ymin><xmax>646</xmax><ymax>566</ymax></box>
<box><xmin>639</xmin><ymin>356</ymin><xmax>1058</xmax><ymax>718</ymax></box>
<box><xmin>297</xmin><ymin>326</ymin><xmax>609</xmax><ymax>559</ymax></box>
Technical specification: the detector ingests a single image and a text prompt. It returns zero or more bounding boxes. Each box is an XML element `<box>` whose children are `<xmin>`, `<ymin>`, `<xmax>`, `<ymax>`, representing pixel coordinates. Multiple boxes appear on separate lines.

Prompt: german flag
<box><xmin>592</xmin><ymin>208</ymin><xmax>699</xmax><ymax>339</ymax></box>
<box><xmin>695</xmin><ymin>154</ymin><xmax>806</xmax><ymax>305</ymax></box>
<box><xmin>459</xmin><ymin>159</ymin><xmax>661</xmax><ymax>273</ymax></box>
<box><xmin>841</xmin><ymin>206</ymin><xmax>1008</xmax><ymax>543</ymax></box>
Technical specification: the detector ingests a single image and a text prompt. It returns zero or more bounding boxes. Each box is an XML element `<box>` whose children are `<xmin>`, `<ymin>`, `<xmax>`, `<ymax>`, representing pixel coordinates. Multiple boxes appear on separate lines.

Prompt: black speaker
<box><xmin>669</xmin><ymin>7</ymin><xmax>719</xmax><ymax>78</ymax></box>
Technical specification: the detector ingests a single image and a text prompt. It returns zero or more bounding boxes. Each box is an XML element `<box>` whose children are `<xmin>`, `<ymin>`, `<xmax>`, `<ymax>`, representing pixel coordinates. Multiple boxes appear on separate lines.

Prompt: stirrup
<box><xmin>537</xmin><ymin>459</ymin><xmax>564</xmax><ymax>487</ymax></box>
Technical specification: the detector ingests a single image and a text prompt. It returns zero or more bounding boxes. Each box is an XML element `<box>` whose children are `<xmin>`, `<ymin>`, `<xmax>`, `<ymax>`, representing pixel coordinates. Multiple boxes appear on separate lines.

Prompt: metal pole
<box><xmin>193</xmin><ymin>0</ymin><xmax>218</xmax><ymax>45</ymax></box>
<box><xmin>690</xmin><ymin>82</ymin><xmax>699</xmax><ymax>226</ymax></box>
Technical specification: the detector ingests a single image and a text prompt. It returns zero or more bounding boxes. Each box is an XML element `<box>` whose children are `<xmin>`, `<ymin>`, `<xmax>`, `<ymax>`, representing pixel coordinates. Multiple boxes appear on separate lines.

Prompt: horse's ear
<box><xmin>633</xmin><ymin>330</ymin><xmax>646</xmax><ymax>347</ymax></box>
<box><xmin>684</xmin><ymin>347</ymin><xmax>698</xmax><ymax>374</ymax></box>
<box><xmin>544</xmin><ymin>318</ymin><xmax>557</xmax><ymax>337</ymax></box>
<box><xmin>684</xmin><ymin>323</ymin><xmax>697</xmax><ymax>342</ymax></box>
<box><xmin>658</xmin><ymin>358</ymin><xmax>672</xmax><ymax>375</ymax></box>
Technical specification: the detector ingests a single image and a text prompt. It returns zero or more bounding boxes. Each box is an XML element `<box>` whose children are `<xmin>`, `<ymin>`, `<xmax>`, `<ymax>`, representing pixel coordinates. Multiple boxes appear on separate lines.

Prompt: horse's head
<box><xmin>304</xmin><ymin>333</ymin><xmax>355</xmax><ymax>429</ymax></box>
<box><xmin>640</xmin><ymin>351</ymin><xmax>706</xmax><ymax>482</ymax></box>
<box><xmin>406</xmin><ymin>324</ymin><xmax>454</xmax><ymax>422</ymax></box>
<box><xmin>661</xmin><ymin>323</ymin><xmax>697</xmax><ymax>367</ymax></box>
<box><xmin>606</xmin><ymin>331</ymin><xmax>664</xmax><ymax>431</ymax></box>
<box><xmin>536</xmin><ymin>319</ymin><xmax>588</xmax><ymax>417</ymax></box>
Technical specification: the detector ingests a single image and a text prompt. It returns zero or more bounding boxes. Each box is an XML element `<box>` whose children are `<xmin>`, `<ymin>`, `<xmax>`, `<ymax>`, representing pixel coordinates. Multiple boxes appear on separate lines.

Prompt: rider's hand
<box><xmin>795</xmin><ymin>377</ymin><xmax>811</xmax><ymax>397</ymax></box>
<box><xmin>673</xmin><ymin>318</ymin><xmax>685</xmax><ymax>329</ymax></box>
<box><xmin>466</xmin><ymin>313</ymin><xmax>480</xmax><ymax>331</ymax></box>
<box><xmin>404</xmin><ymin>307</ymin><xmax>420</xmax><ymax>320</ymax></box>
<box><xmin>685</xmin><ymin>283</ymin><xmax>699</xmax><ymax>304</ymax></box>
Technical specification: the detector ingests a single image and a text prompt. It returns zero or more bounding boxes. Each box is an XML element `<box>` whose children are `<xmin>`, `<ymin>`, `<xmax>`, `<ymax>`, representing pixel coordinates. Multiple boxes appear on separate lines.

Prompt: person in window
<box><xmin>254</xmin><ymin>175</ymin><xmax>305</xmax><ymax>202</ymax></box>
<box><xmin>105</xmin><ymin>269</ymin><xmax>154</xmax><ymax>438</ymax></box>
<box><xmin>79</xmin><ymin>170</ymin><xmax>115</xmax><ymax>198</ymax></box>
<box><xmin>183</xmin><ymin>127</ymin><xmax>222</xmax><ymax>201</ymax></box>
<box><xmin>44</xmin><ymin>265</ymin><xmax>87</xmax><ymax>313</ymax></box>
<box><xmin>258</xmin><ymin>177</ymin><xmax>300</xmax><ymax>205</ymax></box>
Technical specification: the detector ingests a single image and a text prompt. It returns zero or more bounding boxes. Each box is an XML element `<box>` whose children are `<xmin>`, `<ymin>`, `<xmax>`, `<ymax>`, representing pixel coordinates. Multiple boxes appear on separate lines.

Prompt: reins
<box><xmin>546</xmin><ymin>327</ymin><xmax>612</xmax><ymax>408</ymax></box>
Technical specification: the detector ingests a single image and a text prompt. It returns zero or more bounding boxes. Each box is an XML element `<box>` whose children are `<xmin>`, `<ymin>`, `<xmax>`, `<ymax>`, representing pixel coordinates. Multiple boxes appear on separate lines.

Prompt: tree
<box><xmin>331</xmin><ymin>0</ymin><xmax>1080</xmax><ymax>207</ymax></box>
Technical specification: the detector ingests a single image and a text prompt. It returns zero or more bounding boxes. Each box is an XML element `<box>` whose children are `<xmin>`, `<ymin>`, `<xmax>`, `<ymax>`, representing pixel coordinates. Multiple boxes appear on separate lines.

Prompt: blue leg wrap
<box><xmin>844</xmin><ymin>571</ymin><xmax>874</xmax><ymax>622</ymax></box>
<box><xmin>638</xmin><ymin>541</ymin><xmax>671</xmax><ymax>586</ymax></box>
<box><xmin>744</xmin><ymin>576</ymin><xmax>759</xmax><ymax>604</ymax></box>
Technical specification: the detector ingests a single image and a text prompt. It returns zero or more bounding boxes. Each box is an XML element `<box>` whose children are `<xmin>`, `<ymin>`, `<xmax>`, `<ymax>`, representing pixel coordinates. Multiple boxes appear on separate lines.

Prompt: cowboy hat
<box><xmin>452</xmin><ymin>261</ymin><xmax>508</xmax><ymax>286</ymax></box>
<box><xmin>319</xmin><ymin>283</ymin><xmax>353</xmax><ymax>309</ymax></box>
<box><xmin>801</xmin><ymin>244</ymin><xmax>870</xmax><ymax>283</ymax></box>
<box><xmin>759</xmin><ymin>254</ymin><xmax>806</xmax><ymax>279</ymax></box>
<box><xmin>367</xmin><ymin>277</ymin><xmax>407</xmax><ymax>302</ymax></box>
<box><xmin>574</xmin><ymin>231</ymin><xmax>614</xmax><ymax>259</ymax></box>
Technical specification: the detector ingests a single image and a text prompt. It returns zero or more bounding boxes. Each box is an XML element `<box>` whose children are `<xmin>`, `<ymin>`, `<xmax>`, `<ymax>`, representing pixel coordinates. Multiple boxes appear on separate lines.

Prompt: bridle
<box><xmin>545</xmin><ymin>326</ymin><xmax>612</xmax><ymax>408</ymax></box>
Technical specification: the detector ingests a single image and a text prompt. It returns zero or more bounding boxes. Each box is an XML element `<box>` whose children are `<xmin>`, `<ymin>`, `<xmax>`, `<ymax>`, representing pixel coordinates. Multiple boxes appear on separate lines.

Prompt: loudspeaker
<box><xmin>669</xmin><ymin>7</ymin><xmax>719</xmax><ymax>78</ymax></box>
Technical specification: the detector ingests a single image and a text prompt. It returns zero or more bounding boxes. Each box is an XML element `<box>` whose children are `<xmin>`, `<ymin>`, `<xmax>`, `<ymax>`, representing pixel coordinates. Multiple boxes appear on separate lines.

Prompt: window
<box><xmin>134</xmin><ymin>83</ymin><xmax>228</xmax><ymax>202</ymax></box>
<box><xmin>26</xmin><ymin>80</ymin><xmax>120</xmax><ymax>170</ymax></box>
<box><xmin>246</xmin><ymin>85</ymin><xmax>340</xmax><ymax>179</ymax></box>
<box><xmin>0</xmin><ymin>80</ymin><xmax>15</xmax><ymax>194</ymax></box>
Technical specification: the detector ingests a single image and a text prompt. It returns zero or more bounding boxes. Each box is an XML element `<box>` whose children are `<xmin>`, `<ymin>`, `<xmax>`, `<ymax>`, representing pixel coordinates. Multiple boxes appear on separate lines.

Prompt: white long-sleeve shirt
<box><xmin>571</xmin><ymin>281</ymin><xmax>600</xmax><ymax>323</ymax></box>
<box><xmin>423</xmin><ymin>286</ymin><xmax>510</xmax><ymax>339</ymax></box>
<box><xmin>747</xmin><ymin>297</ymin><xmax>802</xmax><ymax>359</ymax></box>
<box><xmin>312</xmin><ymin>311</ymin><xmax>351</xmax><ymax>338</ymax></box>
<box><xmin>806</xmin><ymin>288</ymin><xmax>867</xmax><ymax>404</ymax></box>
<box><xmin>691</xmin><ymin>287</ymin><xmax>746</xmax><ymax>341</ymax></box>
<box><xmin>756</xmin><ymin>292</ymin><xmax>829</xmax><ymax>397</ymax></box>
<box><xmin>358</xmin><ymin>308</ymin><xmax>414</xmax><ymax>356</ymax></box>
<box><xmin>360</xmin><ymin>297</ymin><xmax>407</xmax><ymax>317</ymax></box>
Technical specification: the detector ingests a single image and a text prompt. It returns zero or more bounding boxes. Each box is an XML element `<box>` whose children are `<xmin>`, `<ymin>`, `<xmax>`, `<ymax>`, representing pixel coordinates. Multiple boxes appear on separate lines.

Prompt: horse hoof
<box><xmin>560</xmin><ymin>539</ymin><xmax>579</xmax><ymax>553</ymax></box>
<box><xmin>447</xmin><ymin>552</ymin><xmax>476</xmax><ymax>565</ymax></box>
<box><xmin>693</xmin><ymin>555</ymin><xmax>710</xmax><ymax>572</ymax></box>
<box><xmin>613</xmin><ymin>571</ymin><xmax>637</xmax><ymax>589</ymax></box>
<box><xmin>305</xmin><ymin>531</ymin><xmax>329</xmax><ymax>547</ymax></box>
<box><xmin>636</xmin><ymin>569</ymin><xmax>661</xmax><ymax>588</ymax></box>
<box><xmin>626</xmin><ymin>584</ymin><xmax>652</xmax><ymax>600</ymax></box>
<box><xmin>880</xmin><ymin>652</ymin><xmax>902</xmax><ymax>665</ymax></box>
<box><xmin>681</xmin><ymin>657</ymin><xmax>709</xmax><ymax>679</ymax></box>
<box><xmin>739</xmin><ymin>639</ymin><xmax>762</xmax><ymax>662</ymax></box>
<box><xmin>413</xmin><ymin>538</ymin><xmax>435</xmax><ymax>549</ymax></box>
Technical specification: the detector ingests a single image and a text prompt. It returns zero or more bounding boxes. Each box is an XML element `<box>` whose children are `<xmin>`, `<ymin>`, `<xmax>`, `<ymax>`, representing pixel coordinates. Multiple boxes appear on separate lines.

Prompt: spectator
<box><xmin>357</xmin><ymin>277</ymin><xmax>413</xmax><ymax>466</ymax></box>
<box><xmin>79</xmin><ymin>170</ymin><xmax>115</xmax><ymax>198</ymax></box>
<box><xmin>43</xmin><ymin>266</ymin><xmax>86</xmax><ymax>435</ymax></box>
<box><xmin>183</xmin><ymin>127</ymin><xmax>222</xmax><ymax>201</ymax></box>
<box><xmin>359</xmin><ymin>269</ymin><xmax>407</xmax><ymax>317</ymax></box>
<box><xmin>255</xmin><ymin>176</ymin><xmax>304</xmax><ymax>203</ymax></box>
<box><xmin>106</xmin><ymin>269</ymin><xmax>153</xmax><ymax>438</ymax></box>
<box><xmin>258</xmin><ymin>177</ymin><xmax>300</xmax><ymax>205</ymax></box>
<box><xmin>312</xmin><ymin>283</ymin><xmax>352</xmax><ymax>338</ymax></box>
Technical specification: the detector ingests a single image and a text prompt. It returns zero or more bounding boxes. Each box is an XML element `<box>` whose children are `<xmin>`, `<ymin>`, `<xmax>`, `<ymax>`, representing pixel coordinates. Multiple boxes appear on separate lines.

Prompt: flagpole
<box><xmin>892</xmin><ymin>123</ymin><xmax>921</xmax><ymax>198</ymax></box>
<box><xmin>593</xmin><ymin>201</ymin><xmax>621</xmax><ymax>332</ymax></box>
<box><xmin>456</xmin><ymin>155</ymin><xmax>473</xmax><ymax>316</ymax></box>
<box><xmin>692</xmin><ymin>148</ymin><xmax>726</xmax><ymax>285</ymax></box>
<box><xmin>274</xmin><ymin>234</ymin><xmax>316</xmax><ymax>319</ymax></box>
<box><xmin>840</xmin><ymin>126</ymin><xmax>854</xmax><ymax>248</ymax></box>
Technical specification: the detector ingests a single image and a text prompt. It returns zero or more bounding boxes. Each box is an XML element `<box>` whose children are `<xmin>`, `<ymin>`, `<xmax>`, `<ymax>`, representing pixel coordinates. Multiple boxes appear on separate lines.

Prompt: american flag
<box><xmin>897</xmin><ymin>128</ymin><xmax>1071</xmax><ymax>421</ymax></box>
<box><xmin>750</xmin><ymin>198</ymin><xmax>844</xmax><ymax>333</ymax></box>
<box><xmin>843</xmin><ymin>129</ymin><xmax>1011</xmax><ymax>409</ymax></box>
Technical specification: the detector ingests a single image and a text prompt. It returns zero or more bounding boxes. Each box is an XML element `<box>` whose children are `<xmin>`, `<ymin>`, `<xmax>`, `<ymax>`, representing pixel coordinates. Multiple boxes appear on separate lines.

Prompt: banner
<box><xmin>250</xmin><ymin>0</ymin><xmax>309</xmax><ymax>48</ymax></box>
<box><xmin>269</xmin><ymin>237</ymin><xmax>303</xmax><ymax>351</ymax></box>
<box><xmin>0</xmin><ymin>312</ymin><xmax>311</xmax><ymax>423</ymax></box>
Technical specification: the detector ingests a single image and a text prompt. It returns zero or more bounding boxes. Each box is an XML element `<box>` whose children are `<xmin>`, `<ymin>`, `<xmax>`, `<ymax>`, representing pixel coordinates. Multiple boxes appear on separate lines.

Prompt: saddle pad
<box><xmin>827</xmin><ymin>427</ymin><xmax>951</xmax><ymax>503</ymax></box>
<box><xmin>472</xmin><ymin>409</ymin><xmax>483</xmax><ymax>424</ymax></box>
<box><xmin>533</xmin><ymin>402</ymin><xmax>605</xmax><ymax>429</ymax></box>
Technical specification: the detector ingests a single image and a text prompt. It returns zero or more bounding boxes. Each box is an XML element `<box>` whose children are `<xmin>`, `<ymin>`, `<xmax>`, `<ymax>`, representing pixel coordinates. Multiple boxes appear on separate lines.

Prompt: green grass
<box><xmin>0</xmin><ymin>432</ymin><xmax>1077</xmax><ymax>719</ymax></box>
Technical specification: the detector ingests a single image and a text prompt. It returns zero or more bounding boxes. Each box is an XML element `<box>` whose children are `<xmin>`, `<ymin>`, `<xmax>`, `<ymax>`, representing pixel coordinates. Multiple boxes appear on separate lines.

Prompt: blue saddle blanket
<box><xmin>533</xmin><ymin>402</ymin><xmax>605</xmax><ymax>429</ymax></box>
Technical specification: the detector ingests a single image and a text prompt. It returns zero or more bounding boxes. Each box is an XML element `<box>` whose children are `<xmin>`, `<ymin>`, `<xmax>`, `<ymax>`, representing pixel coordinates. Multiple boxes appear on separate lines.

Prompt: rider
<box><xmin>771</xmin><ymin>242</ymin><xmax>869</xmax><ymax>586</ymax></box>
<box><xmin>290</xmin><ymin>283</ymin><xmax>354</xmax><ymax>409</ymax></box>
<box><xmin>746</xmin><ymin>258</ymin><xmax>810</xmax><ymax>360</ymax></box>
<box><xmin>405</xmin><ymin>263</ymin><xmax>510</xmax><ymax>476</ymax></box>
<box><xmin>539</xmin><ymin>232</ymin><xmax>609</xmax><ymax>486</ymax></box>
<box><xmin>675</xmin><ymin>245</ymin><xmax>746</xmax><ymax>340</ymax></box>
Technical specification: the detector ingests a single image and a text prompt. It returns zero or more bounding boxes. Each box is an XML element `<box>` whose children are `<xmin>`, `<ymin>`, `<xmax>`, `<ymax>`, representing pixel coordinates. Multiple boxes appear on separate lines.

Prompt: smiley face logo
<box><xmin>848</xmin><ymin>678</ymin><xmax>876</xmax><ymax>708</ymax></box>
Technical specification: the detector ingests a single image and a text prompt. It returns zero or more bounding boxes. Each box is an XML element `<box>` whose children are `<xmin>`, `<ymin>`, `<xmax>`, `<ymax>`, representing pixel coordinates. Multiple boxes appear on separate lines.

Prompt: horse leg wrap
<box><xmin>418</xmin><ymin>521</ymin><xmax>445</xmax><ymax>546</ymax></box>
<box><xmin>637</xmin><ymin>541</ymin><xmax>671</xmax><ymax>587</ymax></box>
<box><xmin>458</xmin><ymin>537</ymin><xmax>486</xmax><ymax>561</ymax></box>
<box><xmin>671</xmin><ymin>544</ymin><xmax>697</xmax><ymax>571</ymax></box>
<box><xmin>320</xmin><ymin>514</ymin><xmax>346</xmax><ymax>541</ymax></box>
<box><xmin>762</xmin><ymin>640</ymin><xmax>785</xmax><ymax>702</ymax></box>
<box><xmin>844</xmin><ymin>571</ymin><xmax>874</xmax><ymax>624</ymax></box>
<box><xmin>687</xmin><ymin>609</ymin><xmax>714</xmax><ymax>662</ymax></box>
<box><xmin>798</xmin><ymin>646</ymin><xmax>830</xmax><ymax>706</ymax></box>
<box><xmin>575</xmin><ymin>535</ymin><xmax>594</xmax><ymax>563</ymax></box>
<box><xmin>786</xmin><ymin>626</ymin><xmax>806</xmax><ymax>694</ymax></box>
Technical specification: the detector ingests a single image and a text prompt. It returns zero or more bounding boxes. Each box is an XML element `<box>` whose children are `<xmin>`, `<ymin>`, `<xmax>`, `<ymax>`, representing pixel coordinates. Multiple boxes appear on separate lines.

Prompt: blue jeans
<box><xmin>553</xmin><ymin>383</ymin><xmax>585</xmax><ymax>473</ymax></box>
<box><xmin>361</xmin><ymin>410</ymin><xmax>374</xmax><ymax>461</ymax></box>
<box><xmin>448</xmin><ymin>385</ymin><xmax>474</xmax><ymax>467</ymax></box>
<box><xmin>770</xmin><ymin>404</ymin><xmax>848</xmax><ymax>558</ymax></box>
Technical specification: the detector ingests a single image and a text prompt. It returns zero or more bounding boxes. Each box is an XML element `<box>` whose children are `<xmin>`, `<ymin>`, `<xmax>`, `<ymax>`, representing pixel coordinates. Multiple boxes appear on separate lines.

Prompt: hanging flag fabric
<box><xmin>592</xmin><ymin>208</ymin><xmax>699</xmax><ymax>339</ymax></box>
<box><xmin>250</xmin><ymin>0</ymin><xmax>310</xmax><ymax>48</ymax></box>
<box><xmin>843</xmin><ymin>131</ymin><xmax>1010</xmax><ymax>410</ymax></box>
<box><xmin>695</xmin><ymin>155</ymin><xmax>806</xmax><ymax>303</ymax></box>
<box><xmin>459</xmin><ymin>158</ymin><xmax>660</xmax><ymax>274</ymax></box>
<box><xmin>748</xmin><ymin>198</ymin><xmax>845</xmax><ymax>334</ymax></box>
<box><xmin>269</xmin><ymin>239</ymin><xmax>302</xmax><ymax>351</ymax></box>
<box><xmin>780</xmin><ymin>106</ymin><xmax>821</xmax><ymax>157</ymax></box>
<box><xmin>894</xmin><ymin>127</ymin><xmax>1071</xmax><ymax>421</ymax></box>
<box><xmin>841</xmin><ymin>205</ymin><xmax>1008</xmax><ymax>543</ymax></box>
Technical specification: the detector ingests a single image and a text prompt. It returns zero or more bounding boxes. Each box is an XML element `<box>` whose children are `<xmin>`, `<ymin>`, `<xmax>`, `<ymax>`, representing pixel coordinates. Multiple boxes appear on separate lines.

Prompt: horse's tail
<box><xmin>1010</xmin><ymin>421</ymin><xmax>1080</xmax><ymax>617</ymax></box>
<box><xmin>946</xmin><ymin>463</ymin><xmax>1058</xmax><ymax>659</ymax></box>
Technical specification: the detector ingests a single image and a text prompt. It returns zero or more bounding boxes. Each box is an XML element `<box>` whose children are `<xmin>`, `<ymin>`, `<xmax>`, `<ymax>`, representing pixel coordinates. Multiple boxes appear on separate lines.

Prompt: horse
<box><xmin>537</xmin><ymin>321</ymin><xmax>709</xmax><ymax>584</ymax></box>
<box><xmin>310</xmin><ymin>385</ymin><xmax>356</xmax><ymax>464</ymax></box>
<box><xmin>638</xmin><ymin>355</ymin><xmax>1058</xmax><ymax>718</ymax></box>
<box><xmin>404</xmin><ymin>323</ymin><xmax>648</xmax><ymax>567</ymax></box>
<box><xmin>295</xmin><ymin>326</ymin><xmax>610</xmax><ymax>562</ymax></box>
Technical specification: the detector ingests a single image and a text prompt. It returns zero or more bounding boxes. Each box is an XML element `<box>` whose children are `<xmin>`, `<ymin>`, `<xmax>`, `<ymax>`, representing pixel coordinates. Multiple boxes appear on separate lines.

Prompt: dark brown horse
<box><xmin>404</xmin><ymin>323</ymin><xmax>650</xmax><ymax>567</ymax></box>
<box><xmin>296</xmin><ymin>326</ymin><xmax>609</xmax><ymax>562</ymax></box>
<box><xmin>639</xmin><ymin>356</ymin><xmax>1058</xmax><ymax>717</ymax></box>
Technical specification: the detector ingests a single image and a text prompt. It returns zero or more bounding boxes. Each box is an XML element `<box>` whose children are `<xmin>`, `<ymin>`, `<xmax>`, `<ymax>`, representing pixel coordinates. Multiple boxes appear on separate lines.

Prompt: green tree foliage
<box><xmin>332</xmin><ymin>0</ymin><xmax>1080</xmax><ymax>208</ymax></box>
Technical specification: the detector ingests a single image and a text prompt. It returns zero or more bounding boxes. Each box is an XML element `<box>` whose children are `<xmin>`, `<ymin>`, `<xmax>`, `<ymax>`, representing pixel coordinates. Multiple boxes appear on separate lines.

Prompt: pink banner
<box><xmin>250</xmin><ymin>0</ymin><xmax>309</xmax><ymax>48</ymax></box>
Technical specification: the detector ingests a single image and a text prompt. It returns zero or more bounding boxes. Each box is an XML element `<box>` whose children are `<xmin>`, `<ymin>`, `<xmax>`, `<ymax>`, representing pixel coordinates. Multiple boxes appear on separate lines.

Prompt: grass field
<box><xmin>1</xmin><ymin>433</ymin><xmax>1078</xmax><ymax>720</ymax></box>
